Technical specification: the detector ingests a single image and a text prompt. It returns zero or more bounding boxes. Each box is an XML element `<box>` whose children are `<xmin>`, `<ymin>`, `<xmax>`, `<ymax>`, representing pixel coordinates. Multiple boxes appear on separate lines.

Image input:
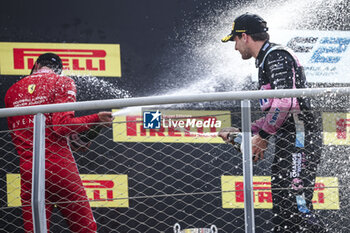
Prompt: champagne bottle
<box><xmin>69</xmin><ymin>125</ymin><xmax>103</xmax><ymax>150</ymax></box>
<box><xmin>79</xmin><ymin>125</ymin><xmax>104</xmax><ymax>143</ymax></box>
<box><xmin>227</xmin><ymin>132</ymin><xmax>242</xmax><ymax>152</ymax></box>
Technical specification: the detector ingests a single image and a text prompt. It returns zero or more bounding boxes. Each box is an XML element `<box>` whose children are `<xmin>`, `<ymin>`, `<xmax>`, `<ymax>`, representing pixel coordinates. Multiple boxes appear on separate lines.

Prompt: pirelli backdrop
<box><xmin>1</xmin><ymin>0</ymin><xmax>350</xmax><ymax>232</ymax></box>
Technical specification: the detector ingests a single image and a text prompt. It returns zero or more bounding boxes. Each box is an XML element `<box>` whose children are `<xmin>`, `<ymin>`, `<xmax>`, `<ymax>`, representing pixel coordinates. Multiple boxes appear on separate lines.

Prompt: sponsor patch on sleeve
<box><xmin>68</xmin><ymin>90</ymin><xmax>76</xmax><ymax>97</ymax></box>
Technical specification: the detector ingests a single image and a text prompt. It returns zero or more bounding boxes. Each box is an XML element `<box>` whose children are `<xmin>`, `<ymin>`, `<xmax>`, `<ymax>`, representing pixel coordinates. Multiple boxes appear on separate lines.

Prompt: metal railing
<box><xmin>1</xmin><ymin>87</ymin><xmax>350</xmax><ymax>232</ymax></box>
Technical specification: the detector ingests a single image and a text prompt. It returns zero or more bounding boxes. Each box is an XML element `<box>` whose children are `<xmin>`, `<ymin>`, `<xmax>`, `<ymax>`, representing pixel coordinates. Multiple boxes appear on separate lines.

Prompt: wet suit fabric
<box><xmin>5</xmin><ymin>69</ymin><xmax>98</xmax><ymax>232</ymax></box>
<box><xmin>252</xmin><ymin>41</ymin><xmax>322</xmax><ymax>232</ymax></box>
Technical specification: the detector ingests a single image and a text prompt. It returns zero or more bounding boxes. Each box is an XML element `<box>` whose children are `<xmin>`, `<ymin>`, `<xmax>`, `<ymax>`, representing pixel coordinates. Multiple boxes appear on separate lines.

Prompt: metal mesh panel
<box><xmin>0</xmin><ymin>107</ymin><xmax>349</xmax><ymax>232</ymax></box>
<box><xmin>250</xmin><ymin>108</ymin><xmax>348</xmax><ymax>233</ymax></box>
<box><xmin>44</xmin><ymin>110</ymin><xmax>244</xmax><ymax>232</ymax></box>
<box><xmin>0</xmin><ymin>127</ymin><xmax>26</xmax><ymax>233</ymax></box>
<box><xmin>250</xmin><ymin>109</ymin><xmax>326</xmax><ymax>233</ymax></box>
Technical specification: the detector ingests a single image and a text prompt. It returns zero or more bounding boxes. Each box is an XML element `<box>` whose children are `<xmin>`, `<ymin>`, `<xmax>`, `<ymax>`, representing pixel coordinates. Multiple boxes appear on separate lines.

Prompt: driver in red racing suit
<box><xmin>5</xmin><ymin>53</ymin><xmax>113</xmax><ymax>232</ymax></box>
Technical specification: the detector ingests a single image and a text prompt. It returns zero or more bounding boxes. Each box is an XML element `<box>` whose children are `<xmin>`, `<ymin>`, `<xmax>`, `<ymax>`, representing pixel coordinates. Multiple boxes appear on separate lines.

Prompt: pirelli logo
<box><xmin>0</xmin><ymin>42</ymin><xmax>121</xmax><ymax>77</ymax></box>
<box><xmin>81</xmin><ymin>174</ymin><xmax>128</xmax><ymax>207</ymax></box>
<box><xmin>6</xmin><ymin>174</ymin><xmax>129</xmax><ymax>208</ymax></box>
<box><xmin>221</xmin><ymin>176</ymin><xmax>339</xmax><ymax>210</ymax></box>
<box><xmin>323</xmin><ymin>112</ymin><xmax>350</xmax><ymax>145</ymax></box>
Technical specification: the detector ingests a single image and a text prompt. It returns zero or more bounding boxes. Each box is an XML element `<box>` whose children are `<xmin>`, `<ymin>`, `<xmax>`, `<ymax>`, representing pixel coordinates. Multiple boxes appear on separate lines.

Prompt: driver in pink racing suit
<box><xmin>220</xmin><ymin>13</ymin><xmax>324</xmax><ymax>232</ymax></box>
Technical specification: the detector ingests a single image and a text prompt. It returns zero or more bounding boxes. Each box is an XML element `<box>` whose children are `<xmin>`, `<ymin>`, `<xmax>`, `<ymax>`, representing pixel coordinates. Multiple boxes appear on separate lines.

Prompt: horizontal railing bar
<box><xmin>0</xmin><ymin>87</ymin><xmax>349</xmax><ymax>118</ymax></box>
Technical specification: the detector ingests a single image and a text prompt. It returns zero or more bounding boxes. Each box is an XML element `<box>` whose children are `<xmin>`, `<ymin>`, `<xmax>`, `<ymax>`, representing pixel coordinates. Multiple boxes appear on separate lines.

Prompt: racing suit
<box><xmin>5</xmin><ymin>68</ymin><xmax>98</xmax><ymax>232</ymax></box>
<box><xmin>252</xmin><ymin>41</ymin><xmax>322</xmax><ymax>232</ymax></box>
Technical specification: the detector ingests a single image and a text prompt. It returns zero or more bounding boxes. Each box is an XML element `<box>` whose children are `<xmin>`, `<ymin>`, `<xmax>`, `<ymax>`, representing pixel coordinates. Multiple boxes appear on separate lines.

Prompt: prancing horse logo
<box><xmin>28</xmin><ymin>84</ymin><xmax>36</xmax><ymax>94</ymax></box>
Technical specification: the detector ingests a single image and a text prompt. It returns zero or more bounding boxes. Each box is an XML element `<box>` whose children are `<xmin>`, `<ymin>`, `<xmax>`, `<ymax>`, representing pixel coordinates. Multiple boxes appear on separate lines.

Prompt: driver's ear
<box><xmin>241</xmin><ymin>33</ymin><xmax>248</xmax><ymax>42</ymax></box>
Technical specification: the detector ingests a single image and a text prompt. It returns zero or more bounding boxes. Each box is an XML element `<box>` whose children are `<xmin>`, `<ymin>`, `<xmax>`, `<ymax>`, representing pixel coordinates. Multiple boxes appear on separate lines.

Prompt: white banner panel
<box><xmin>259</xmin><ymin>30</ymin><xmax>350</xmax><ymax>83</ymax></box>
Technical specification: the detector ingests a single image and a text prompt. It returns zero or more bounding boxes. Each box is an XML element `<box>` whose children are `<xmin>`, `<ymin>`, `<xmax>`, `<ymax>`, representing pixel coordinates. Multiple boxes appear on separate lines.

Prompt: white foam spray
<box><xmin>113</xmin><ymin>0</ymin><xmax>346</xmax><ymax>116</ymax></box>
<box><xmin>165</xmin><ymin>0</ymin><xmax>345</xmax><ymax>96</ymax></box>
<box><xmin>74</xmin><ymin>75</ymin><xmax>131</xmax><ymax>100</ymax></box>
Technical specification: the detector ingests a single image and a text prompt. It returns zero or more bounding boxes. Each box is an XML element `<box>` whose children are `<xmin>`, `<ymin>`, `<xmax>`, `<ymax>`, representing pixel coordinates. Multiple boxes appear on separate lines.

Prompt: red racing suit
<box><xmin>5</xmin><ymin>68</ymin><xmax>99</xmax><ymax>232</ymax></box>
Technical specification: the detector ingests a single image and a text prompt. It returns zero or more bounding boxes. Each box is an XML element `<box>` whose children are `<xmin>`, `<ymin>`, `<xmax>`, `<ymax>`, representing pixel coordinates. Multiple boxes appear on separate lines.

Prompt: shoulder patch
<box><xmin>67</xmin><ymin>90</ymin><xmax>76</xmax><ymax>97</ymax></box>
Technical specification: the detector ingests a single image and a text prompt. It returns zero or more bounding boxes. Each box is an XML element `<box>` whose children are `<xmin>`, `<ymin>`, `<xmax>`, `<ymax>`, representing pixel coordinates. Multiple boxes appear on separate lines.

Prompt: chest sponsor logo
<box><xmin>0</xmin><ymin>42</ymin><xmax>121</xmax><ymax>77</ymax></box>
<box><xmin>28</xmin><ymin>84</ymin><xmax>36</xmax><ymax>94</ymax></box>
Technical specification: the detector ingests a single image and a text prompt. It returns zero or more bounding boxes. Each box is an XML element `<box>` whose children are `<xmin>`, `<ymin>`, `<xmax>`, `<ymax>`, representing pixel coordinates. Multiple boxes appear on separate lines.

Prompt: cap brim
<box><xmin>221</xmin><ymin>34</ymin><xmax>234</xmax><ymax>43</ymax></box>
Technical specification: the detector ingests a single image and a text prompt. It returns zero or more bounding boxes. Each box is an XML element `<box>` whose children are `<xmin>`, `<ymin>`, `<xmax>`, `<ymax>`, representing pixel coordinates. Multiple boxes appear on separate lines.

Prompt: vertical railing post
<box><xmin>32</xmin><ymin>113</ymin><xmax>47</xmax><ymax>233</ymax></box>
<box><xmin>241</xmin><ymin>99</ymin><xmax>255</xmax><ymax>233</ymax></box>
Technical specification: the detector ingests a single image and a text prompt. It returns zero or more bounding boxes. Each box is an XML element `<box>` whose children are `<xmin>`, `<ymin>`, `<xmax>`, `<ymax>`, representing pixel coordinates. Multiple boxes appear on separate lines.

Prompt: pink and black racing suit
<box><xmin>252</xmin><ymin>41</ymin><xmax>322</xmax><ymax>232</ymax></box>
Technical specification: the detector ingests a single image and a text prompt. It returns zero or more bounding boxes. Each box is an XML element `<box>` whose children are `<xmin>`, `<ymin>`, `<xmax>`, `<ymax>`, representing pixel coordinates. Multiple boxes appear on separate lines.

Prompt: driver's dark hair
<box><xmin>32</xmin><ymin>53</ymin><xmax>63</xmax><ymax>74</ymax></box>
<box><xmin>237</xmin><ymin>32</ymin><xmax>270</xmax><ymax>41</ymax></box>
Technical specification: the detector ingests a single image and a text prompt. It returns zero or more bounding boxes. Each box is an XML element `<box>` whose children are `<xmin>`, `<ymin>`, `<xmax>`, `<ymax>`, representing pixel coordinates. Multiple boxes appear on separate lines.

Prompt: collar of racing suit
<box><xmin>255</xmin><ymin>40</ymin><xmax>274</xmax><ymax>68</ymax></box>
